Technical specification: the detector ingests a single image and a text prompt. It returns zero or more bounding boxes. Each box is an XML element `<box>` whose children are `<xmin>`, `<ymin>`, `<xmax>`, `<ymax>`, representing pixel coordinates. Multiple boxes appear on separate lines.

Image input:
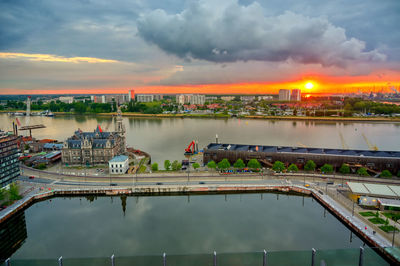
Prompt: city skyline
<box><xmin>0</xmin><ymin>0</ymin><xmax>399</xmax><ymax>95</ymax></box>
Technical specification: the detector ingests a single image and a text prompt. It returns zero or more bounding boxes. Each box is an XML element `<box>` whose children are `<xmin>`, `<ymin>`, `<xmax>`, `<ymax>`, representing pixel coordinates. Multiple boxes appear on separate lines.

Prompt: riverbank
<box><xmin>3</xmin><ymin>110</ymin><xmax>400</xmax><ymax>122</ymax></box>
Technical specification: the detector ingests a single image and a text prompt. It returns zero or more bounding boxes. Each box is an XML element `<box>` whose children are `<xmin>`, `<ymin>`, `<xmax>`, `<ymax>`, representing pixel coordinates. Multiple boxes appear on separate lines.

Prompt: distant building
<box><xmin>240</xmin><ymin>96</ymin><xmax>256</xmax><ymax>102</ymax></box>
<box><xmin>62</xmin><ymin>107</ymin><xmax>126</xmax><ymax>166</ymax></box>
<box><xmin>221</xmin><ymin>96</ymin><xmax>235</xmax><ymax>101</ymax></box>
<box><xmin>176</xmin><ymin>94</ymin><xmax>186</xmax><ymax>105</ymax></box>
<box><xmin>58</xmin><ymin>96</ymin><xmax>74</xmax><ymax>104</ymax></box>
<box><xmin>154</xmin><ymin>94</ymin><xmax>163</xmax><ymax>101</ymax></box>
<box><xmin>128</xmin><ymin>90</ymin><xmax>135</xmax><ymax>101</ymax></box>
<box><xmin>0</xmin><ymin>131</ymin><xmax>19</xmax><ymax>188</ymax></box>
<box><xmin>279</xmin><ymin>89</ymin><xmax>291</xmax><ymax>101</ymax></box>
<box><xmin>93</xmin><ymin>94</ymin><xmax>129</xmax><ymax>104</ymax></box>
<box><xmin>205</xmin><ymin>96</ymin><xmax>218</xmax><ymax>102</ymax></box>
<box><xmin>258</xmin><ymin>96</ymin><xmax>273</xmax><ymax>101</ymax></box>
<box><xmin>136</xmin><ymin>94</ymin><xmax>154</xmax><ymax>102</ymax></box>
<box><xmin>109</xmin><ymin>155</ymin><xmax>129</xmax><ymax>175</ymax></box>
<box><xmin>190</xmin><ymin>95</ymin><xmax>205</xmax><ymax>105</ymax></box>
<box><xmin>291</xmin><ymin>89</ymin><xmax>301</xmax><ymax>101</ymax></box>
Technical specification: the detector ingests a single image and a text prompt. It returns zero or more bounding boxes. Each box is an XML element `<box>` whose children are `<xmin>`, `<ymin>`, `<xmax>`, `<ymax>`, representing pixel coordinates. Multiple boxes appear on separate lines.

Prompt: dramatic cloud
<box><xmin>0</xmin><ymin>52</ymin><xmax>118</xmax><ymax>63</ymax></box>
<box><xmin>137</xmin><ymin>0</ymin><xmax>386</xmax><ymax>67</ymax></box>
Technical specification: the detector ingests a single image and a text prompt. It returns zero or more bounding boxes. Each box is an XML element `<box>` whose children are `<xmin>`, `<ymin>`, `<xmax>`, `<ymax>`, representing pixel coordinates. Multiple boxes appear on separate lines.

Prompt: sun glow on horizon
<box><xmin>305</xmin><ymin>82</ymin><xmax>314</xmax><ymax>90</ymax></box>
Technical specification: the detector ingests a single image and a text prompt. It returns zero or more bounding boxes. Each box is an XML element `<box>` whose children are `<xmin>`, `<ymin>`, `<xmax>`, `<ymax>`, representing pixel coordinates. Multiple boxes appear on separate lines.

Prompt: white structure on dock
<box><xmin>109</xmin><ymin>155</ymin><xmax>129</xmax><ymax>174</ymax></box>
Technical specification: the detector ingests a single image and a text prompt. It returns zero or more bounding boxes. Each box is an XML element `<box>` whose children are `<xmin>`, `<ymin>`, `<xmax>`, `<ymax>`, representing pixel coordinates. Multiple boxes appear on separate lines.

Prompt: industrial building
<box><xmin>203</xmin><ymin>143</ymin><xmax>400</xmax><ymax>173</ymax></box>
<box><xmin>0</xmin><ymin>131</ymin><xmax>19</xmax><ymax>188</ymax></box>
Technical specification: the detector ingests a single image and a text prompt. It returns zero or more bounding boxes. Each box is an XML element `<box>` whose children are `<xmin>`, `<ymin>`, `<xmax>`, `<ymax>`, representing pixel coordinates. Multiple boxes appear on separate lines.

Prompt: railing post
<box><xmin>359</xmin><ymin>247</ymin><xmax>364</xmax><ymax>266</ymax></box>
<box><xmin>5</xmin><ymin>258</ymin><xmax>10</xmax><ymax>266</ymax></box>
<box><xmin>263</xmin><ymin>249</ymin><xmax>267</xmax><ymax>266</ymax></box>
<box><xmin>163</xmin><ymin>252</ymin><xmax>166</xmax><ymax>266</ymax></box>
<box><xmin>213</xmin><ymin>251</ymin><xmax>217</xmax><ymax>266</ymax></box>
<box><xmin>311</xmin><ymin>248</ymin><xmax>316</xmax><ymax>266</ymax></box>
<box><xmin>58</xmin><ymin>256</ymin><xmax>63</xmax><ymax>266</ymax></box>
<box><xmin>111</xmin><ymin>254</ymin><xmax>115</xmax><ymax>266</ymax></box>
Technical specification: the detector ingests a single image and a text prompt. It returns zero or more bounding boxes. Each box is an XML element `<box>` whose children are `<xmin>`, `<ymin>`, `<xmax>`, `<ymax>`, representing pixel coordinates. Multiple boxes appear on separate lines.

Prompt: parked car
<box><xmin>29</xmin><ymin>176</ymin><xmax>35</xmax><ymax>179</ymax></box>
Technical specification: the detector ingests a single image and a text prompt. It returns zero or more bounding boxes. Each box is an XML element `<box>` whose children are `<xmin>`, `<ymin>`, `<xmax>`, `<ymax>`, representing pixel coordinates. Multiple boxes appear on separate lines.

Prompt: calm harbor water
<box><xmin>1</xmin><ymin>114</ymin><xmax>400</xmax><ymax>165</ymax></box>
<box><xmin>1</xmin><ymin>193</ymin><xmax>386</xmax><ymax>265</ymax></box>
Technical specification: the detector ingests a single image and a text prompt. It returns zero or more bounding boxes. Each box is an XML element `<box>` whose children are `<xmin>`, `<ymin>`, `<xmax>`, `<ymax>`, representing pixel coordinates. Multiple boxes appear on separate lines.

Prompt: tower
<box><xmin>115</xmin><ymin>105</ymin><xmax>126</xmax><ymax>154</ymax></box>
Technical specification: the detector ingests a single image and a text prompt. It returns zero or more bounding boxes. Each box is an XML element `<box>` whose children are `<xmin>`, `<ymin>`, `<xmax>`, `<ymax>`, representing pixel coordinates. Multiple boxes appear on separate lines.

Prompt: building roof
<box><xmin>347</xmin><ymin>182</ymin><xmax>400</xmax><ymax>198</ymax></box>
<box><xmin>65</xmin><ymin>126</ymin><xmax>119</xmax><ymax>149</ymax></box>
<box><xmin>377</xmin><ymin>198</ymin><xmax>400</xmax><ymax>208</ymax></box>
<box><xmin>43</xmin><ymin>143</ymin><xmax>63</xmax><ymax>149</ymax></box>
<box><xmin>109</xmin><ymin>155</ymin><xmax>128</xmax><ymax>163</ymax></box>
<box><xmin>206</xmin><ymin>143</ymin><xmax>400</xmax><ymax>159</ymax></box>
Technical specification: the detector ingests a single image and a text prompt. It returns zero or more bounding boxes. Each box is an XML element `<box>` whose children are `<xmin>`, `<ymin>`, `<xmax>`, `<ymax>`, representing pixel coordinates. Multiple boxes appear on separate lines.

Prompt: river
<box><xmin>1</xmin><ymin>114</ymin><xmax>400</xmax><ymax>165</ymax></box>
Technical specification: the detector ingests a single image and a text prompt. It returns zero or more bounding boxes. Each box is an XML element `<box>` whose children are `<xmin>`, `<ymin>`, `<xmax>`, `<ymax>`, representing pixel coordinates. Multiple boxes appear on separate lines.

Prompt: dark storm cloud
<box><xmin>137</xmin><ymin>0</ymin><xmax>386</xmax><ymax>67</ymax></box>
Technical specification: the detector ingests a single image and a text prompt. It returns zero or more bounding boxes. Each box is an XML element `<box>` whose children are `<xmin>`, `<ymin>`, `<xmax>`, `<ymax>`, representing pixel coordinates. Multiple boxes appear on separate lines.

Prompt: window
<box><xmin>297</xmin><ymin>158</ymin><xmax>305</xmax><ymax>164</ymax></box>
<box><xmin>120</xmin><ymin>169</ymin><xmax>122</xmax><ymax>173</ymax></box>
<box><xmin>111</xmin><ymin>169</ymin><xmax>114</xmax><ymax>173</ymax></box>
<box><xmin>120</xmin><ymin>164</ymin><xmax>122</xmax><ymax>168</ymax></box>
<box><xmin>386</xmin><ymin>163</ymin><xmax>393</xmax><ymax>168</ymax></box>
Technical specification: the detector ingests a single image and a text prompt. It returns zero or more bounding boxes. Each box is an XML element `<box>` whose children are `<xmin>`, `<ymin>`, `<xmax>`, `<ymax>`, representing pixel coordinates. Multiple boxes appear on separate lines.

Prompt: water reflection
<box><xmin>0</xmin><ymin>212</ymin><xmax>27</xmax><ymax>262</ymax></box>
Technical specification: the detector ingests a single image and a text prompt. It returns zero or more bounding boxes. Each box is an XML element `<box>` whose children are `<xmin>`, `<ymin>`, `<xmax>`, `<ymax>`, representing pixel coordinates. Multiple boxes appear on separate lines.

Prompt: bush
<box><xmin>272</xmin><ymin>161</ymin><xmax>285</xmax><ymax>172</ymax></box>
<box><xmin>218</xmin><ymin>159</ymin><xmax>231</xmax><ymax>170</ymax></box>
<box><xmin>247</xmin><ymin>159</ymin><xmax>261</xmax><ymax>169</ymax></box>
<box><xmin>321</xmin><ymin>164</ymin><xmax>334</xmax><ymax>174</ymax></box>
<box><xmin>357</xmin><ymin>167</ymin><xmax>369</xmax><ymax>176</ymax></box>
<box><xmin>379</xmin><ymin>225</ymin><xmax>399</xmax><ymax>233</ymax></box>
<box><xmin>207</xmin><ymin>160</ymin><xmax>217</xmax><ymax>169</ymax></box>
<box><xmin>233</xmin><ymin>159</ymin><xmax>246</xmax><ymax>169</ymax></box>
<box><xmin>287</xmin><ymin>164</ymin><xmax>299</xmax><ymax>172</ymax></box>
<box><xmin>380</xmin><ymin>170</ymin><xmax>392</xmax><ymax>178</ymax></box>
<box><xmin>304</xmin><ymin>160</ymin><xmax>316</xmax><ymax>171</ymax></box>
<box><xmin>151</xmin><ymin>163</ymin><xmax>158</xmax><ymax>171</ymax></box>
<box><xmin>164</xmin><ymin>160</ymin><xmax>171</xmax><ymax>171</ymax></box>
<box><xmin>36</xmin><ymin>163</ymin><xmax>47</xmax><ymax>170</ymax></box>
<box><xmin>339</xmin><ymin>164</ymin><xmax>350</xmax><ymax>174</ymax></box>
<box><xmin>193</xmin><ymin>162</ymin><xmax>200</xmax><ymax>169</ymax></box>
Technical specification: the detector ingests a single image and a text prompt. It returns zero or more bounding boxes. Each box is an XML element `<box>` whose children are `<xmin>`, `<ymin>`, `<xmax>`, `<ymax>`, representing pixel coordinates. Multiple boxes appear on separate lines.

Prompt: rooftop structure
<box><xmin>347</xmin><ymin>182</ymin><xmax>400</xmax><ymax>198</ymax></box>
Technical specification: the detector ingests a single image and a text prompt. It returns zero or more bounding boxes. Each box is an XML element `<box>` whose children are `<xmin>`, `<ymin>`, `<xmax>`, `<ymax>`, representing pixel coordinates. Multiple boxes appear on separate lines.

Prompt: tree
<box><xmin>321</xmin><ymin>164</ymin><xmax>334</xmax><ymax>174</ymax></box>
<box><xmin>339</xmin><ymin>164</ymin><xmax>350</xmax><ymax>174</ymax></box>
<box><xmin>207</xmin><ymin>160</ymin><xmax>217</xmax><ymax>169</ymax></box>
<box><xmin>8</xmin><ymin>183</ymin><xmax>22</xmax><ymax>201</ymax></box>
<box><xmin>171</xmin><ymin>160</ymin><xmax>179</xmax><ymax>171</ymax></box>
<box><xmin>217</xmin><ymin>159</ymin><xmax>231</xmax><ymax>170</ymax></box>
<box><xmin>357</xmin><ymin>167</ymin><xmax>369</xmax><ymax>176</ymax></box>
<box><xmin>287</xmin><ymin>164</ymin><xmax>299</xmax><ymax>172</ymax></box>
<box><xmin>176</xmin><ymin>163</ymin><xmax>182</xmax><ymax>171</ymax></box>
<box><xmin>0</xmin><ymin>188</ymin><xmax>5</xmax><ymax>201</ymax></box>
<box><xmin>151</xmin><ymin>163</ymin><xmax>158</xmax><ymax>172</ymax></box>
<box><xmin>272</xmin><ymin>161</ymin><xmax>285</xmax><ymax>172</ymax></box>
<box><xmin>304</xmin><ymin>160</ymin><xmax>316</xmax><ymax>171</ymax></box>
<box><xmin>193</xmin><ymin>162</ymin><xmax>200</xmax><ymax>170</ymax></box>
<box><xmin>164</xmin><ymin>160</ymin><xmax>171</xmax><ymax>171</ymax></box>
<box><xmin>36</xmin><ymin>163</ymin><xmax>46</xmax><ymax>170</ymax></box>
<box><xmin>247</xmin><ymin>159</ymin><xmax>261</xmax><ymax>169</ymax></box>
<box><xmin>380</xmin><ymin>170</ymin><xmax>392</xmax><ymax>178</ymax></box>
<box><xmin>233</xmin><ymin>159</ymin><xmax>246</xmax><ymax>169</ymax></box>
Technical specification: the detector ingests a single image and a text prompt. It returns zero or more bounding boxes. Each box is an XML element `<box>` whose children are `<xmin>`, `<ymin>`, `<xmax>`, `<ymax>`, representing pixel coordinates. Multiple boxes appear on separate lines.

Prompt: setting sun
<box><xmin>305</xmin><ymin>82</ymin><xmax>314</xmax><ymax>90</ymax></box>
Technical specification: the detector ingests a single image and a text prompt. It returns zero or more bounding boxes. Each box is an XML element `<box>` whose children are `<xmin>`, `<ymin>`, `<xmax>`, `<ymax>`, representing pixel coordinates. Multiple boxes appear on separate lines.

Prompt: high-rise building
<box><xmin>0</xmin><ymin>131</ymin><xmax>19</xmax><ymax>188</ymax></box>
<box><xmin>279</xmin><ymin>89</ymin><xmax>291</xmax><ymax>101</ymax></box>
<box><xmin>291</xmin><ymin>89</ymin><xmax>301</xmax><ymax>101</ymax></box>
<box><xmin>154</xmin><ymin>94</ymin><xmax>163</xmax><ymax>101</ymax></box>
<box><xmin>190</xmin><ymin>95</ymin><xmax>205</xmax><ymax>105</ymax></box>
<box><xmin>136</xmin><ymin>94</ymin><xmax>154</xmax><ymax>102</ymax></box>
<box><xmin>128</xmin><ymin>90</ymin><xmax>135</xmax><ymax>101</ymax></box>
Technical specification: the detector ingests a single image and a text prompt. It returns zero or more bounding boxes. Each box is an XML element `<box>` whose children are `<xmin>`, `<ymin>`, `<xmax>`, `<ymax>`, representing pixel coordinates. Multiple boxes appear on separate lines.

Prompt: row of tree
<box><xmin>206</xmin><ymin>158</ymin><xmax>261</xmax><ymax>170</ymax></box>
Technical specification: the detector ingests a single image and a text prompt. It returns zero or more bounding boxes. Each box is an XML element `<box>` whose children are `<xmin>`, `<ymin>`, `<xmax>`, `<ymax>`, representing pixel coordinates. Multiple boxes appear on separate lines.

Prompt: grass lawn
<box><xmin>368</xmin><ymin>217</ymin><xmax>386</xmax><ymax>224</ymax></box>
<box><xmin>382</xmin><ymin>212</ymin><xmax>400</xmax><ymax>221</ymax></box>
<box><xmin>359</xmin><ymin>211</ymin><xmax>376</xmax><ymax>217</ymax></box>
<box><xmin>379</xmin><ymin>225</ymin><xmax>399</xmax><ymax>233</ymax></box>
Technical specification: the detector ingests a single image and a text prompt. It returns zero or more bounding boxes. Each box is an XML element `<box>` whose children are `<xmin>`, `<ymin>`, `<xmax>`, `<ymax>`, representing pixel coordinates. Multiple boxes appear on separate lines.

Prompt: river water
<box><xmin>1</xmin><ymin>114</ymin><xmax>399</xmax><ymax>165</ymax></box>
<box><xmin>2</xmin><ymin>193</ymin><xmax>387</xmax><ymax>265</ymax></box>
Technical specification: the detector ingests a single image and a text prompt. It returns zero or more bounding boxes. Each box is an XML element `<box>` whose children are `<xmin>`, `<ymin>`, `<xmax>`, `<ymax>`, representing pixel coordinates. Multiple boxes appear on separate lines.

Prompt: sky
<box><xmin>0</xmin><ymin>0</ymin><xmax>399</xmax><ymax>95</ymax></box>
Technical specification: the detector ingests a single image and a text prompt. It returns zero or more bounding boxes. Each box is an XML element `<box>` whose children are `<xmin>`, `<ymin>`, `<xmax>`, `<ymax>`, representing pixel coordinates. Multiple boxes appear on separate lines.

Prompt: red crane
<box><xmin>185</xmin><ymin>140</ymin><xmax>196</xmax><ymax>154</ymax></box>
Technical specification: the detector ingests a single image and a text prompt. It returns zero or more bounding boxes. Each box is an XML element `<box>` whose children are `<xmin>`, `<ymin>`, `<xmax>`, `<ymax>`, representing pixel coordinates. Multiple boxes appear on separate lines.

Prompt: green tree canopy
<box><xmin>272</xmin><ymin>161</ymin><xmax>285</xmax><ymax>172</ymax></box>
<box><xmin>218</xmin><ymin>159</ymin><xmax>231</xmax><ymax>170</ymax></box>
<box><xmin>247</xmin><ymin>159</ymin><xmax>261</xmax><ymax>169</ymax></box>
<box><xmin>8</xmin><ymin>183</ymin><xmax>22</xmax><ymax>201</ymax></box>
<box><xmin>151</xmin><ymin>163</ymin><xmax>158</xmax><ymax>171</ymax></box>
<box><xmin>207</xmin><ymin>160</ymin><xmax>217</xmax><ymax>169</ymax></box>
<box><xmin>357</xmin><ymin>167</ymin><xmax>369</xmax><ymax>176</ymax></box>
<box><xmin>287</xmin><ymin>164</ymin><xmax>299</xmax><ymax>172</ymax></box>
<box><xmin>171</xmin><ymin>160</ymin><xmax>179</xmax><ymax>171</ymax></box>
<box><xmin>321</xmin><ymin>164</ymin><xmax>334</xmax><ymax>174</ymax></box>
<box><xmin>164</xmin><ymin>160</ymin><xmax>171</xmax><ymax>171</ymax></box>
<box><xmin>380</xmin><ymin>170</ymin><xmax>392</xmax><ymax>178</ymax></box>
<box><xmin>193</xmin><ymin>162</ymin><xmax>200</xmax><ymax>169</ymax></box>
<box><xmin>339</xmin><ymin>164</ymin><xmax>350</xmax><ymax>174</ymax></box>
<box><xmin>233</xmin><ymin>159</ymin><xmax>246</xmax><ymax>169</ymax></box>
<box><xmin>304</xmin><ymin>160</ymin><xmax>316</xmax><ymax>171</ymax></box>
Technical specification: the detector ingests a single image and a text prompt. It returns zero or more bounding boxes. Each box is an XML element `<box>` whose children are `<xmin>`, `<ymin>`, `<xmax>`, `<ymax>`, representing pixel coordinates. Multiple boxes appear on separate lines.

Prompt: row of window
<box><xmin>111</xmin><ymin>169</ymin><xmax>124</xmax><ymax>173</ymax></box>
<box><xmin>111</xmin><ymin>164</ymin><xmax>123</xmax><ymax>168</ymax></box>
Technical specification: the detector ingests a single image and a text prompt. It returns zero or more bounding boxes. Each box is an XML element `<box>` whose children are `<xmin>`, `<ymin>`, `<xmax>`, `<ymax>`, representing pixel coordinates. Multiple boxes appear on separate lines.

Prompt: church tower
<box><xmin>115</xmin><ymin>105</ymin><xmax>126</xmax><ymax>154</ymax></box>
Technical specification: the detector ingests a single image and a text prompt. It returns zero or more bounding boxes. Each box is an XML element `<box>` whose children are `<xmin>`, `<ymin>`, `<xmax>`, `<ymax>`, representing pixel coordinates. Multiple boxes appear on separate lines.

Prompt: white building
<box><xmin>279</xmin><ymin>89</ymin><xmax>291</xmax><ymax>101</ymax></box>
<box><xmin>291</xmin><ymin>89</ymin><xmax>302</xmax><ymax>101</ymax></box>
<box><xmin>59</xmin><ymin>96</ymin><xmax>74</xmax><ymax>104</ymax></box>
<box><xmin>190</xmin><ymin>94</ymin><xmax>205</xmax><ymax>105</ymax></box>
<box><xmin>205</xmin><ymin>96</ymin><xmax>218</xmax><ymax>102</ymax></box>
<box><xmin>240</xmin><ymin>96</ymin><xmax>256</xmax><ymax>102</ymax></box>
<box><xmin>258</xmin><ymin>96</ymin><xmax>273</xmax><ymax>101</ymax></box>
<box><xmin>154</xmin><ymin>94</ymin><xmax>163</xmax><ymax>101</ymax></box>
<box><xmin>136</xmin><ymin>94</ymin><xmax>154</xmax><ymax>102</ymax></box>
<box><xmin>109</xmin><ymin>155</ymin><xmax>129</xmax><ymax>175</ymax></box>
<box><xmin>221</xmin><ymin>96</ymin><xmax>235</xmax><ymax>101</ymax></box>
